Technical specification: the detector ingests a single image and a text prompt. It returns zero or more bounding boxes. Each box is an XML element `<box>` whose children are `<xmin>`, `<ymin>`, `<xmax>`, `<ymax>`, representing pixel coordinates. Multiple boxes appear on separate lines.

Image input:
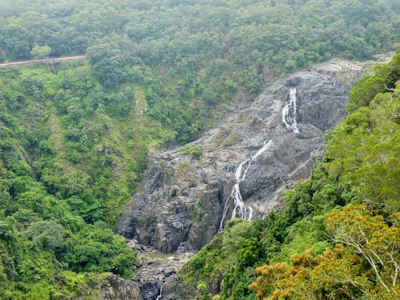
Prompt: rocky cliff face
<box><xmin>114</xmin><ymin>59</ymin><xmax>366</xmax><ymax>259</ymax></box>
<box><xmin>99</xmin><ymin>275</ymin><xmax>142</xmax><ymax>300</ymax></box>
<box><xmin>129</xmin><ymin>243</ymin><xmax>193</xmax><ymax>300</ymax></box>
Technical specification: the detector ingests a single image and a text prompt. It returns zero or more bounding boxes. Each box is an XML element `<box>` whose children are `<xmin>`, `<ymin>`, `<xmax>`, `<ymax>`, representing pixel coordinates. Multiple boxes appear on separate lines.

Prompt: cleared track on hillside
<box><xmin>0</xmin><ymin>55</ymin><xmax>86</xmax><ymax>67</ymax></box>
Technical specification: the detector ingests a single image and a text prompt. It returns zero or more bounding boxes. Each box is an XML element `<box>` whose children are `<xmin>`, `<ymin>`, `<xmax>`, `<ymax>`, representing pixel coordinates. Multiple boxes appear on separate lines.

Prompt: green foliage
<box><xmin>62</xmin><ymin>225</ymin><xmax>135</xmax><ymax>277</ymax></box>
<box><xmin>86</xmin><ymin>36</ymin><xmax>134</xmax><ymax>88</ymax></box>
<box><xmin>179</xmin><ymin>145</ymin><xmax>203</xmax><ymax>160</ymax></box>
<box><xmin>25</xmin><ymin>220</ymin><xmax>63</xmax><ymax>254</ymax></box>
<box><xmin>325</xmin><ymin>51</ymin><xmax>400</xmax><ymax>215</ymax></box>
<box><xmin>202</xmin><ymin>87</ymin><xmax>217</xmax><ymax>105</ymax></box>
<box><xmin>347</xmin><ymin>51</ymin><xmax>400</xmax><ymax>112</ymax></box>
<box><xmin>30</xmin><ymin>45</ymin><xmax>51</xmax><ymax>59</ymax></box>
<box><xmin>0</xmin><ymin>0</ymin><xmax>400</xmax><ymax>298</ymax></box>
<box><xmin>1</xmin><ymin>0</ymin><xmax>400</xmax><ymax>143</ymax></box>
<box><xmin>238</xmin><ymin>238</ymin><xmax>261</xmax><ymax>267</ymax></box>
<box><xmin>66</xmin><ymin>189</ymin><xmax>102</xmax><ymax>223</ymax></box>
<box><xmin>198</xmin><ymin>281</ymin><xmax>213</xmax><ymax>300</ymax></box>
<box><xmin>0</xmin><ymin>64</ymin><xmax>139</xmax><ymax>297</ymax></box>
<box><xmin>0</xmin><ymin>62</ymin><xmax>167</xmax><ymax>226</ymax></box>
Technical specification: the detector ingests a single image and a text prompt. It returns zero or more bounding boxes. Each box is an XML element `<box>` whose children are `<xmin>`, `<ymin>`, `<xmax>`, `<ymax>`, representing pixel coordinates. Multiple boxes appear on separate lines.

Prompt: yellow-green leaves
<box><xmin>250</xmin><ymin>206</ymin><xmax>400</xmax><ymax>299</ymax></box>
<box><xmin>325</xmin><ymin>205</ymin><xmax>400</xmax><ymax>296</ymax></box>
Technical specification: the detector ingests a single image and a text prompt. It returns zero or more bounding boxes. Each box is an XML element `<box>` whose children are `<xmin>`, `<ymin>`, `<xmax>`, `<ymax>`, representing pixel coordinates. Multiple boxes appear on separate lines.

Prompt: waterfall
<box><xmin>219</xmin><ymin>140</ymin><xmax>274</xmax><ymax>231</ymax></box>
<box><xmin>282</xmin><ymin>88</ymin><xmax>300</xmax><ymax>133</ymax></box>
<box><xmin>156</xmin><ymin>286</ymin><xmax>163</xmax><ymax>300</ymax></box>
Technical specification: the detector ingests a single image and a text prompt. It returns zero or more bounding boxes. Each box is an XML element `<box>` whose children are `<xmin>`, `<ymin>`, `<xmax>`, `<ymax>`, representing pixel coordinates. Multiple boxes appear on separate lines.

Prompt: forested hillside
<box><xmin>173</xmin><ymin>50</ymin><xmax>400</xmax><ymax>300</ymax></box>
<box><xmin>1</xmin><ymin>0</ymin><xmax>400</xmax><ymax>144</ymax></box>
<box><xmin>1</xmin><ymin>0</ymin><xmax>400</xmax><ymax>299</ymax></box>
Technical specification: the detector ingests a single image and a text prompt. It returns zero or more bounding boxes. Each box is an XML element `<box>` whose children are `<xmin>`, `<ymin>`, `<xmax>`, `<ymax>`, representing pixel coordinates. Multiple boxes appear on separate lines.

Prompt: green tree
<box><xmin>25</xmin><ymin>220</ymin><xmax>63</xmax><ymax>254</ymax></box>
<box><xmin>202</xmin><ymin>87</ymin><xmax>217</xmax><ymax>105</ymax></box>
<box><xmin>30</xmin><ymin>45</ymin><xmax>51</xmax><ymax>59</ymax></box>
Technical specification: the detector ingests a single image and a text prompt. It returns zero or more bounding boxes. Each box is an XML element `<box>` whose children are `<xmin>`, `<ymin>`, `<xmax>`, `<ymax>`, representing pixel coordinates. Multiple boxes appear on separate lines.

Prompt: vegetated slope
<box><xmin>0</xmin><ymin>0</ymin><xmax>400</xmax><ymax>298</ymax></box>
<box><xmin>163</xmin><ymin>49</ymin><xmax>400</xmax><ymax>300</ymax></box>
<box><xmin>0</xmin><ymin>0</ymin><xmax>398</xmax><ymax>227</ymax></box>
<box><xmin>0</xmin><ymin>62</ymin><xmax>144</xmax><ymax>298</ymax></box>
<box><xmin>0</xmin><ymin>0</ymin><xmax>400</xmax><ymax>146</ymax></box>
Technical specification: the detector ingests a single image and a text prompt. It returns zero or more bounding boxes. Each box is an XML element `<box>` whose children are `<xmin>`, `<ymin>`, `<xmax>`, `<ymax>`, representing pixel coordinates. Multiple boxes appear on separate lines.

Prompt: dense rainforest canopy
<box><xmin>1</xmin><ymin>0</ymin><xmax>400</xmax><ymax>144</ymax></box>
<box><xmin>0</xmin><ymin>0</ymin><xmax>400</xmax><ymax>299</ymax></box>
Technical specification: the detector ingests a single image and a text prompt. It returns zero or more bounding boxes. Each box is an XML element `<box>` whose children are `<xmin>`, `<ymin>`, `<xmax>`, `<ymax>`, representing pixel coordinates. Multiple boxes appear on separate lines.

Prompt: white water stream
<box><xmin>282</xmin><ymin>88</ymin><xmax>300</xmax><ymax>133</ymax></box>
<box><xmin>156</xmin><ymin>286</ymin><xmax>163</xmax><ymax>300</ymax></box>
<box><xmin>219</xmin><ymin>140</ymin><xmax>274</xmax><ymax>231</ymax></box>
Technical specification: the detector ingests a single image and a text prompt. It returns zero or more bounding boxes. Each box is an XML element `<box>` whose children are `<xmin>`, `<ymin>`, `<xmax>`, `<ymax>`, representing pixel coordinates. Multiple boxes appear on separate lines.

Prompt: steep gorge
<box><xmin>113</xmin><ymin>58</ymin><xmax>384</xmax><ymax>299</ymax></box>
<box><xmin>115</xmin><ymin>59</ymin><xmax>365</xmax><ymax>251</ymax></box>
<box><xmin>1</xmin><ymin>0</ymin><xmax>400</xmax><ymax>298</ymax></box>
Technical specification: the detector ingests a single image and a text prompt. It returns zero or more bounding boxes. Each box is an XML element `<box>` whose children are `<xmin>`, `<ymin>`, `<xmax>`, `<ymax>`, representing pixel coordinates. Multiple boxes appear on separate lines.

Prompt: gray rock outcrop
<box><xmin>99</xmin><ymin>275</ymin><xmax>142</xmax><ymax>300</ymax></box>
<box><xmin>114</xmin><ymin>59</ymin><xmax>367</xmax><ymax>260</ymax></box>
<box><xmin>130</xmin><ymin>243</ymin><xmax>193</xmax><ymax>300</ymax></box>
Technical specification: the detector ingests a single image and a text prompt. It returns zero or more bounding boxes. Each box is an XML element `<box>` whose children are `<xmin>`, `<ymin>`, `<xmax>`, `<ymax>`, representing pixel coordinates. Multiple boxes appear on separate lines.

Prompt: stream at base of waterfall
<box><xmin>219</xmin><ymin>140</ymin><xmax>274</xmax><ymax>231</ymax></box>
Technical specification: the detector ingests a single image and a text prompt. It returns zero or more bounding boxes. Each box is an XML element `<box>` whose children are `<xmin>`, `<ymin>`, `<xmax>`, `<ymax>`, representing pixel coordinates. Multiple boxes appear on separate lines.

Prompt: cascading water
<box><xmin>282</xmin><ymin>88</ymin><xmax>300</xmax><ymax>133</ymax></box>
<box><xmin>156</xmin><ymin>286</ymin><xmax>163</xmax><ymax>300</ymax></box>
<box><xmin>219</xmin><ymin>140</ymin><xmax>274</xmax><ymax>231</ymax></box>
